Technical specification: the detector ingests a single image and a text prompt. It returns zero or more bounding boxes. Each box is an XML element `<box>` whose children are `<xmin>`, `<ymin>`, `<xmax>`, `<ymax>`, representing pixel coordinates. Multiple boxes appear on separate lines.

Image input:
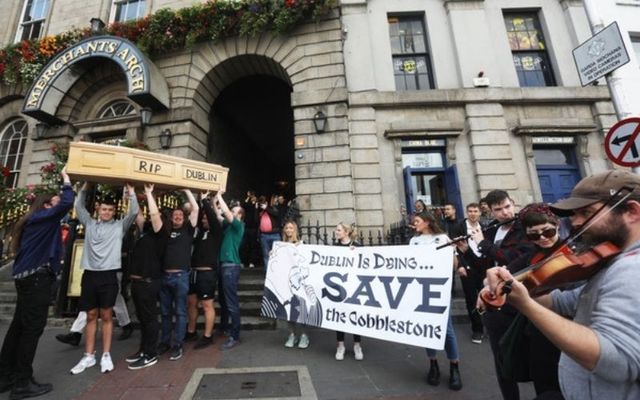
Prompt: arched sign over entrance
<box><xmin>22</xmin><ymin>35</ymin><xmax>169</xmax><ymax>125</ymax></box>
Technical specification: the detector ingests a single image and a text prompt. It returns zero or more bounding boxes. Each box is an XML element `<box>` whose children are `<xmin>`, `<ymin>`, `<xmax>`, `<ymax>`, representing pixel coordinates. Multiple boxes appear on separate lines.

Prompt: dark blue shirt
<box><xmin>12</xmin><ymin>184</ymin><xmax>74</xmax><ymax>277</ymax></box>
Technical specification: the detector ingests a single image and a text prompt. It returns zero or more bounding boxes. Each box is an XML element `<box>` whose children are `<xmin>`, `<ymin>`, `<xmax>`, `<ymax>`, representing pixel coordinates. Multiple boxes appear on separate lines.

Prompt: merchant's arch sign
<box><xmin>22</xmin><ymin>35</ymin><xmax>169</xmax><ymax>125</ymax></box>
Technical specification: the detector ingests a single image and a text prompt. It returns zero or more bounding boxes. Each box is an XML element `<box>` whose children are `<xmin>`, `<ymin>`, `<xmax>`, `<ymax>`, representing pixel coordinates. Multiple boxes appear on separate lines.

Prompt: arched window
<box><xmin>98</xmin><ymin>100</ymin><xmax>136</xmax><ymax>119</ymax></box>
<box><xmin>0</xmin><ymin>119</ymin><xmax>28</xmax><ymax>188</ymax></box>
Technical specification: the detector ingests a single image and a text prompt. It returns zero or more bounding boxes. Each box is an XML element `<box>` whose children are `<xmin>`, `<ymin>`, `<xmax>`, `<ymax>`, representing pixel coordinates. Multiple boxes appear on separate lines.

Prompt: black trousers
<box><xmin>484</xmin><ymin>308</ymin><xmax>520</xmax><ymax>400</ymax></box>
<box><xmin>131</xmin><ymin>279</ymin><xmax>161</xmax><ymax>357</ymax></box>
<box><xmin>460</xmin><ymin>270</ymin><xmax>484</xmax><ymax>334</ymax></box>
<box><xmin>0</xmin><ymin>271</ymin><xmax>53</xmax><ymax>386</ymax></box>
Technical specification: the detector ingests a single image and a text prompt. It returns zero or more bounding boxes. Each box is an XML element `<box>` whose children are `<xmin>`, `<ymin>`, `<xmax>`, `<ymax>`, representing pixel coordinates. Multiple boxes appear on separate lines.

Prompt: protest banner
<box><xmin>261</xmin><ymin>242</ymin><xmax>454</xmax><ymax>349</ymax></box>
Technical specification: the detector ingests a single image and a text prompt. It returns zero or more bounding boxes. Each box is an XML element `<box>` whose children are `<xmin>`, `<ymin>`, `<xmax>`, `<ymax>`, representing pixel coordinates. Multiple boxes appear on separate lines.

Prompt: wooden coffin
<box><xmin>66</xmin><ymin>142</ymin><xmax>228</xmax><ymax>192</ymax></box>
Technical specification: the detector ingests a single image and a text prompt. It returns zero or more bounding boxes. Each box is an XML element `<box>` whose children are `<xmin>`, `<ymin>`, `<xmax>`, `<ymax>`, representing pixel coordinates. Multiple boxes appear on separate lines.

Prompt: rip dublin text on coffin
<box><xmin>66</xmin><ymin>142</ymin><xmax>228</xmax><ymax>192</ymax></box>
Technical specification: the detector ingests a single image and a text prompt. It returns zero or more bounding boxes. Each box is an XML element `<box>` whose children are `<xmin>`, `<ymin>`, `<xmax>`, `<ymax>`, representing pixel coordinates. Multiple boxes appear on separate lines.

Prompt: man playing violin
<box><xmin>482</xmin><ymin>170</ymin><xmax>640</xmax><ymax>400</ymax></box>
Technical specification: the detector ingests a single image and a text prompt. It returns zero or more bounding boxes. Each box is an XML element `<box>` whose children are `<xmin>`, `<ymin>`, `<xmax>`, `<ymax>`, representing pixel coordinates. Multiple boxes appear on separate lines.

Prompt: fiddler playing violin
<box><xmin>478</xmin><ymin>170</ymin><xmax>640</xmax><ymax>400</ymax></box>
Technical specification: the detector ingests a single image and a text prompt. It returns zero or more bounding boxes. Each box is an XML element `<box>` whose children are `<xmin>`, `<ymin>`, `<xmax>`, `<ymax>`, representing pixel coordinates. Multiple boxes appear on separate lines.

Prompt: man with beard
<box><xmin>481</xmin><ymin>170</ymin><xmax>640</xmax><ymax>400</ymax></box>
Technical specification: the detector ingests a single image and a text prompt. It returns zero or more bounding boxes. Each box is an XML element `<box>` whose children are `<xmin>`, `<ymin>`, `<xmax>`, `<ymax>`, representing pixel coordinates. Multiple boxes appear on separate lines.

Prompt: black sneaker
<box><xmin>184</xmin><ymin>331</ymin><xmax>198</xmax><ymax>342</ymax></box>
<box><xmin>125</xmin><ymin>351</ymin><xmax>143</xmax><ymax>363</ymax></box>
<box><xmin>157</xmin><ymin>342</ymin><xmax>171</xmax><ymax>355</ymax></box>
<box><xmin>55</xmin><ymin>332</ymin><xmax>81</xmax><ymax>346</ymax></box>
<box><xmin>471</xmin><ymin>332</ymin><xmax>483</xmax><ymax>344</ymax></box>
<box><xmin>194</xmin><ymin>335</ymin><xmax>214</xmax><ymax>350</ymax></box>
<box><xmin>169</xmin><ymin>346</ymin><xmax>183</xmax><ymax>361</ymax></box>
<box><xmin>128</xmin><ymin>355</ymin><xmax>158</xmax><ymax>370</ymax></box>
<box><xmin>10</xmin><ymin>378</ymin><xmax>52</xmax><ymax>400</ymax></box>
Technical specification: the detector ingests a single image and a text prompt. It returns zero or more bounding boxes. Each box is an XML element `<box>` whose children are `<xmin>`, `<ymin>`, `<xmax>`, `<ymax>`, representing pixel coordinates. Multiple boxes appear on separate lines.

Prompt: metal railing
<box><xmin>299</xmin><ymin>219</ymin><xmax>413</xmax><ymax>246</ymax></box>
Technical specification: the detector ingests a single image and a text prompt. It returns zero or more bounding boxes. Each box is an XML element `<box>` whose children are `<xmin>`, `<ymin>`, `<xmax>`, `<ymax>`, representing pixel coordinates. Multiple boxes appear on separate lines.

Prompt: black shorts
<box><xmin>188</xmin><ymin>269</ymin><xmax>217</xmax><ymax>300</ymax></box>
<box><xmin>79</xmin><ymin>270</ymin><xmax>119</xmax><ymax>311</ymax></box>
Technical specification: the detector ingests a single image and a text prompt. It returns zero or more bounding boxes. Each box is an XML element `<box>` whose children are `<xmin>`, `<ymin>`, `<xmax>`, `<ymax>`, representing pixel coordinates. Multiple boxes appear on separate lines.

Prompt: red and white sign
<box><xmin>604</xmin><ymin>117</ymin><xmax>640</xmax><ymax>167</ymax></box>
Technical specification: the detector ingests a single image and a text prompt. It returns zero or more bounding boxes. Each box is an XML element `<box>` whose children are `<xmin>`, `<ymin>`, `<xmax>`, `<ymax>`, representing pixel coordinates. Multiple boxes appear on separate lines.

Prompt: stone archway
<box><xmin>179</xmin><ymin>20</ymin><xmax>354</xmax><ymax>228</ymax></box>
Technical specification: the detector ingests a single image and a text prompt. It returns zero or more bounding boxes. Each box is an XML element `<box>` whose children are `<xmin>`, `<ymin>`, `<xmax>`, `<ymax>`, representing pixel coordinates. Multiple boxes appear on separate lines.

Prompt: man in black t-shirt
<box><xmin>156</xmin><ymin>189</ymin><xmax>199</xmax><ymax>362</ymax></box>
<box><xmin>125</xmin><ymin>184</ymin><xmax>167</xmax><ymax>370</ymax></box>
<box><xmin>186</xmin><ymin>192</ymin><xmax>223</xmax><ymax>349</ymax></box>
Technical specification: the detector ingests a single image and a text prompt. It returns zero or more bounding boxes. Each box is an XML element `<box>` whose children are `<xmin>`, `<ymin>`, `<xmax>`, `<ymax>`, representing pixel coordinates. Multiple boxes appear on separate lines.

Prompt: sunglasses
<box><xmin>525</xmin><ymin>227</ymin><xmax>557</xmax><ymax>241</ymax></box>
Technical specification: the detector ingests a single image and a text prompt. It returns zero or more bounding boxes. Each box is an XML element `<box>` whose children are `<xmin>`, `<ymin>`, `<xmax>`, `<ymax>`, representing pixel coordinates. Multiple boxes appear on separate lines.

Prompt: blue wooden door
<box><xmin>537</xmin><ymin>170</ymin><xmax>580</xmax><ymax>203</ymax></box>
<box><xmin>444</xmin><ymin>165</ymin><xmax>463</xmax><ymax>218</ymax></box>
<box><xmin>403</xmin><ymin>166</ymin><xmax>416</xmax><ymax>213</ymax></box>
<box><xmin>534</xmin><ymin>146</ymin><xmax>581</xmax><ymax>203</ymax></box>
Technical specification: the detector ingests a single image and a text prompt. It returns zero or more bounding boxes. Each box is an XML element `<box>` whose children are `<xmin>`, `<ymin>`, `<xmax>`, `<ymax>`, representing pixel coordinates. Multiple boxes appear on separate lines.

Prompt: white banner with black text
<box><xmin>260</xmin><ymin>242</ymin><xmax>454</xmax><ymax>349</ymax></box>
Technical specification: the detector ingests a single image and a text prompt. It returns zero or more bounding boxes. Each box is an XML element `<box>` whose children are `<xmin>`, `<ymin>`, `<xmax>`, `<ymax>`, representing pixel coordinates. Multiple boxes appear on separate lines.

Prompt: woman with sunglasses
<box><xmin>502</xmin><ymin>204</ymin><xmax>563</xmax><ymax>398</ymax></box>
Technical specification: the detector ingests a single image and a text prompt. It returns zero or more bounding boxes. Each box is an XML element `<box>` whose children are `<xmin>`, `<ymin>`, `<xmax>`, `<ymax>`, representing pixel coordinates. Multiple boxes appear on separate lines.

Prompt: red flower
<box><xmin>1</xmin><ymin>166</ymin><xmax>10</xmax><ymax>177</ymax></box>
<box><xmin>285</xmin><ymin>0</ymin><xmax>296</xmax><ymax>7</ymax></box>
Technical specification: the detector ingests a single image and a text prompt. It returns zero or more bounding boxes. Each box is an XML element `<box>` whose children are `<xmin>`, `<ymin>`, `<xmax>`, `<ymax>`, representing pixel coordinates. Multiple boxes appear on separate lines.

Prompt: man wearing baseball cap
<box><xmin>481</xmin><ymin>170</ymin><xmax>640</xmax><ymax>400</ymax></box>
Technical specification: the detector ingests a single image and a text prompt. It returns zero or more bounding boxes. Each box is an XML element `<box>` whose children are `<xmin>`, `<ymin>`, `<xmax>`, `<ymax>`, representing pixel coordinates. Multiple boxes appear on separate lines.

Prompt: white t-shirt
<box><xmin>409</xmin><ymin>233</ymin><xmax>449</xmax><ymax>247</ymax></box>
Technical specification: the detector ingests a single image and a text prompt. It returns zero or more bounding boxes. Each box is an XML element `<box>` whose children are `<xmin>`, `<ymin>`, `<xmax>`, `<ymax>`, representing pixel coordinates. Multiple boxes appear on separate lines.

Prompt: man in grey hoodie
<box><xmin>70</xmin><ymin>182</ymin><xmax>139</xmax><ymax>375</ymax></box>
<box><xmin>482</xmin><ymin>170</ymin><xmax>640</xmax><ymax>400</ymax></box>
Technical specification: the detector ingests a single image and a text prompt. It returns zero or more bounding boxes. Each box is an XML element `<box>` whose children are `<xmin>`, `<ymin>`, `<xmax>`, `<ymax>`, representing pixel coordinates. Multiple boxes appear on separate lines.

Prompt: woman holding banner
<box><xmin>282</xmin><ymin>221</ymin><xmax>311</xmax><ymax>349</ymax></box>
<box><xmin>333</xmin><ymin>222</ymin><xmax>364</xmax><ymax>361</ymax></box>
<box><xmin>409</xmin><ymin>211</ymin><xmax>463</xmax><ymax>391</ymax></box>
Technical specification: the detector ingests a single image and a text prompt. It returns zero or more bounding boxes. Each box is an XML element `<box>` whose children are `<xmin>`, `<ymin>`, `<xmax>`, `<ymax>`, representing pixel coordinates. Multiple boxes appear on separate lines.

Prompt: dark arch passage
<box><xmin>208</xmin><ymin>75</ymin><xmax>295</xmax><ymax>202</ymax></box>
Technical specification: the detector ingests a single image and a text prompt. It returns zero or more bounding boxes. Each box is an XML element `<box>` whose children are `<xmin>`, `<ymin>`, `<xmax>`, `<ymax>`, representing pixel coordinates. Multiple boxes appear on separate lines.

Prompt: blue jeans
<box><xmin>220</xmin><ymin>263</ymin><xmax>241</xmax><ymax>340</ymax></box>
<box><xmin>426</xmin><ymin>315</ymin><xmax>459</xmax><ymax>360</ymax></box>
<box><xmin>160</xmin><ymin>271</ymin><xmax>189</xmax><ymax>347</ymax></box>
<box><xmin>259</xmin><ymin>232</ymin><xmax>280</xmax><ymax>268</ymax></box>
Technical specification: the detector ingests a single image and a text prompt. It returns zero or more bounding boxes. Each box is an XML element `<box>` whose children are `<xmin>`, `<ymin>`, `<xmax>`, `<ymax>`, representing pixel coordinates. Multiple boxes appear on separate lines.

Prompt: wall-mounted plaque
<box><xmin>67</xmin><ymin>142</ymin><xmax>228</xmax><ymax>192</ymax></box>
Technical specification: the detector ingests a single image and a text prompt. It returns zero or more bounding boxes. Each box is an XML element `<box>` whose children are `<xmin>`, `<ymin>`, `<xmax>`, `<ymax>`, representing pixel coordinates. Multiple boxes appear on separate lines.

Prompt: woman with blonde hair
<box><xmin>333</xmin><ymin>222</ymin><xmax>364</xmax><ymax>361</ymax></box>
<box><xmin>282</xmin><ymin>220</ymin><xmax>310</xmax><ymax>349</ymax></box>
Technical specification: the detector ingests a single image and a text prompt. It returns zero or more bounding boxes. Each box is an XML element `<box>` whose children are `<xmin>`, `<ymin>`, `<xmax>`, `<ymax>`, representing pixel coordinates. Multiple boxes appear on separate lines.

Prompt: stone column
<box><xmin>466</xmin><ymin>103</ymin><xmax>519</xmax><ymax>199</ymax></box>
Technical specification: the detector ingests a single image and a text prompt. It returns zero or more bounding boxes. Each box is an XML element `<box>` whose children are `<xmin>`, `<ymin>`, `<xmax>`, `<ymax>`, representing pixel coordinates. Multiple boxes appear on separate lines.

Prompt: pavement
<box><xmin>0</xmin><ymin>320</ymin><xmax>536</xmax><ymax>400</ymax></box>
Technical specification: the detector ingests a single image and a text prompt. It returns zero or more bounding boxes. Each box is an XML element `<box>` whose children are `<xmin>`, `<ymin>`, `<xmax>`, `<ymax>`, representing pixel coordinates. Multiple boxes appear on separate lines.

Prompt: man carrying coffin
<box><xmin>71</xmin><ymin>182</ymin><xmax>139</xmax><ymax>374</ymax></box>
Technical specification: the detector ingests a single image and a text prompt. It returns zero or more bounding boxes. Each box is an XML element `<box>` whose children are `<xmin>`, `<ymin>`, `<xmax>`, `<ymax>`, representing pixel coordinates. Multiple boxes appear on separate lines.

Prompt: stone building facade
<box><xmin>0</xmin><ymin>0</ymin><xmax>631</xmax><ymax>237</ymax></box>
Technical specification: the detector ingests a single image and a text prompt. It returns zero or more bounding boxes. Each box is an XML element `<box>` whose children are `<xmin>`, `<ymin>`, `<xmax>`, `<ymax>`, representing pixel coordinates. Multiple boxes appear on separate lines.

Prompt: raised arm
<box><xmin>74</xmin><ymin>182</ymin><xmax>92</xmax><ymax>225</ymax></box>
<box><xmin>144</xmin><ymin>184</ymin><xmax>163</xmax><ymax>233</ymax></box>
<box><xmin>182</xmin><ymin>189</ymin><xmax>199</xmax><ymax>228</ymax></box>
<box><xmin>216</xmin><ymin>190</ymin><xmax>233</xmax><ymax>224</ymax></box>
<box><xmin>121</xmin><ymin>183</ymin><xmax>139</xmax><ymax>231</ymax></box>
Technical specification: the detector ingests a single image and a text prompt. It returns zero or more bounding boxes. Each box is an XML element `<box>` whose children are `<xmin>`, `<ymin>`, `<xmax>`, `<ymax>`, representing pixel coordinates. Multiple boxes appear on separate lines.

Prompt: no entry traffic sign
<box><xmin>604</xmin><ymin>117</ymin><xmax>640</xmax><ymax>167</ymax></box>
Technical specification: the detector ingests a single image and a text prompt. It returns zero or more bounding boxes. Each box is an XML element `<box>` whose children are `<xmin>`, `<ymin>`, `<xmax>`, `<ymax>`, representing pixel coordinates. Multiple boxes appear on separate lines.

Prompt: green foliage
<box><xmin>0</xmin><ymin>0</ymin><xmax>336</xmax><ymax>85</ymax></box>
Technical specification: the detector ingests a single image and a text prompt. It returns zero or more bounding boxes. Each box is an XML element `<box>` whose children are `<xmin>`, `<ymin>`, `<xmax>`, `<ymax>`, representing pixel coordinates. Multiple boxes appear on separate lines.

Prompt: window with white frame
<box><xmin>388</xmin><ymin>15</ymin><xmax>435</xmax><ymax>90</ymax></box>
<box><xmin>16</xmin><ymin>0</ymin><xmax>50</xmax><ymax>42</ymax></box>
<box><xmin>112</xmin><ymin>0</ymin><xmax>147</xmax><ymax>22</ymax></box>
<box><xmin>98</xmin><ymin>99</ymin><xmax>136</xmax><ymax>118</ymax></box>
<box><xmin>0</xmin><ymin>119</ymin><xmax>28</xmax><ymax>188</ymax></box>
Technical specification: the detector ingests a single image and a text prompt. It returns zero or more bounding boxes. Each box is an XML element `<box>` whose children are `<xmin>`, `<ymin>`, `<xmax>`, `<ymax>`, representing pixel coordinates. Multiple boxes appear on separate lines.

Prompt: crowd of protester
<box><xmin>2</xmin><ymin>168</ymin><xmax>640</xmax><ymax>400</ymax></box>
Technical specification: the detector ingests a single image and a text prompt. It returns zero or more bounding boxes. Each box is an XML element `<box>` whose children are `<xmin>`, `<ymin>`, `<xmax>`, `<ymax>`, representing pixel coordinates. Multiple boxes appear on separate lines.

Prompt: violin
<box><xmin>479</xmin><ymin>242</ymin><xmax>621</xmax><ymax>309</ymax></box>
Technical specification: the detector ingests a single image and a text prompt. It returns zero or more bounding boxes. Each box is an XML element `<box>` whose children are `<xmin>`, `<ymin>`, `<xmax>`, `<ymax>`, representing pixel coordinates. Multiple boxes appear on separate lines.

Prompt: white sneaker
<box><xmin>335</xmin><ymin>345</ymin><xmax>345</xmax><ymax>361</ymax></box>
<box><xmin>70</xmin><ymin>353</ymin><xmax>96</xmax><ymax>375</ymax></box>
<box><xmin>298</xmin><ymin>334</ymin><xmax>310</xmax><ymax>349</ymax></box>
<box><xmin>101</xmin><ymin>352</ymin><xmax>114</xmax><ymax>373</ymax></box>
<box><xmin>353</xmin><ymin>344</ymin><xmax>364</xmax><ymax>361</ymax></box>
<box><xmin>284</xmin><ymin>334</ymin><xmax>296</xmax><ymax>348</ymax></box>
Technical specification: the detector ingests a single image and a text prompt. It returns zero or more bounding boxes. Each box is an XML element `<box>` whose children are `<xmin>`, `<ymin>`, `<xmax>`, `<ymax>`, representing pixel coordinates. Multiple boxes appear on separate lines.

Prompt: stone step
<box><xmin>0</xmin><ymin>292</ymin><xmax>16</xmax><ymax>302</ymax></box>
